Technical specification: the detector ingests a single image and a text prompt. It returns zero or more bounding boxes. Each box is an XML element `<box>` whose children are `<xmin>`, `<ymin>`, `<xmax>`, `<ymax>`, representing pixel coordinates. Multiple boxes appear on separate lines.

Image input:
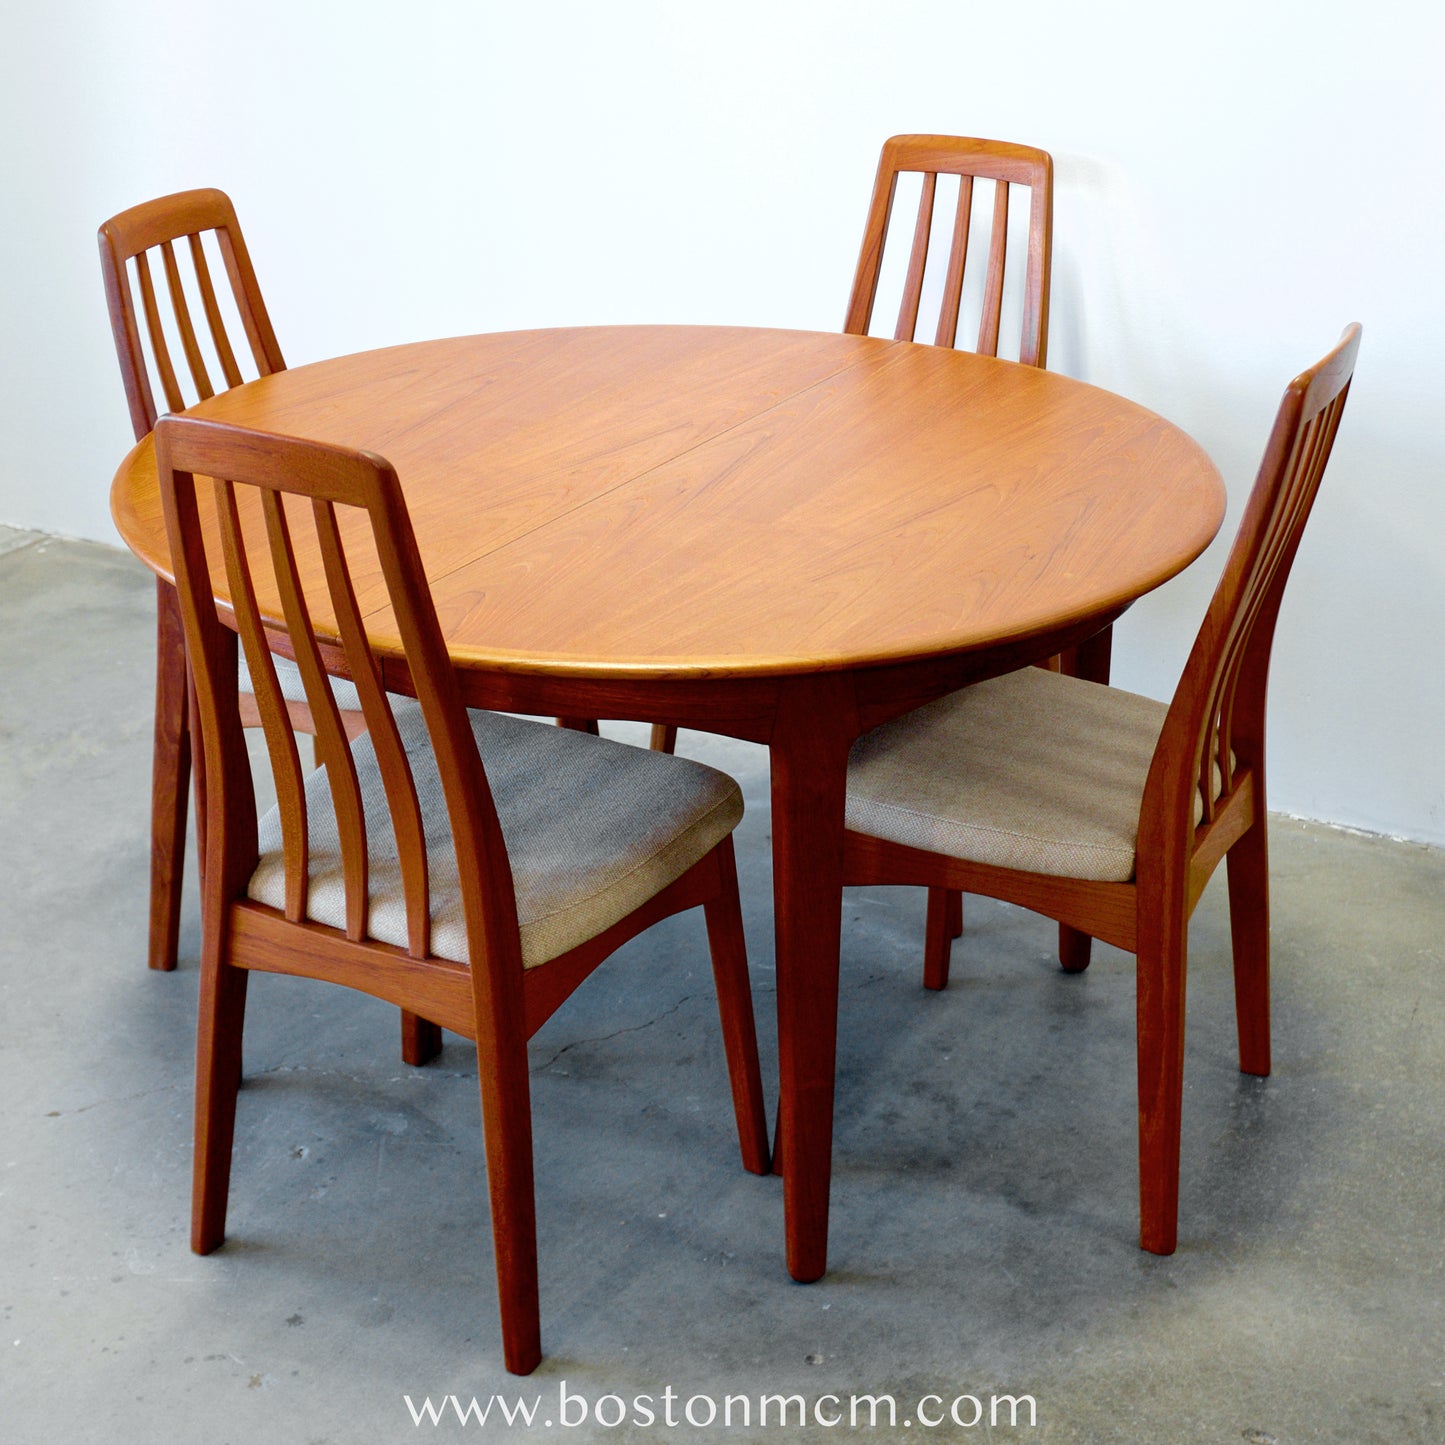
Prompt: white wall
<box><xmin>4</xmin><ymin>0</ymin><xmax>1442</xmax><ymax>843</ymax></box>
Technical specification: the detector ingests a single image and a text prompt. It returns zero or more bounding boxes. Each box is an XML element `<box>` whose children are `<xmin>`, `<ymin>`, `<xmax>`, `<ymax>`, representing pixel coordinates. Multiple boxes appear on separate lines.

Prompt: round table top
<box><xmin>111</xmin><ymin>325</ymin><xmax>1225</xmax><ymax>681</ymax></box>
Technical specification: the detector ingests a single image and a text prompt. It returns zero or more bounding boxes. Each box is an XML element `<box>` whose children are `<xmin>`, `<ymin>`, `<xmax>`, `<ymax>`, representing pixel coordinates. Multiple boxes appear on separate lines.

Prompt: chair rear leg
<box><xmin>702</xmin><ymin>840</ymin><xmax>770</xmax><ymax>1175</ymax></box>
<box><xmin>1059</xmin><ymin>924</ymin><xmax>1093</xmax><ymax>973</ymax></box>
<box><xmin>150</xmin><ymin>581</ymin><xmax>190</xmax><ymax>972</ymax></box>
<box><xmin>401</xmin><ymin>1013</ymin><xmax>444</xmax><ymax>1066</ymax></box>
<box><xmin>1227</xmin><ymin>822</ymin><xmax>1272</xmax><ymax>1078</ymax></box>
<box><xmin>649</xmin><ymin>724</ymin><xmax>679</xmax><ymax>753</ymax></box>
<box><xmin>192</xmin><ymin>954</ymin><xmax>249</xmax><ymax>1254</ymax></box>
<box><xmin>923</xmin><ymin>887</ymin><xmax>955</xmax><ymax>990</ymax></box>
<box><xmin>945</xmin><ymin>889</ymin><xmax>963</xmax><ymax>939</ymax></box>
<box><xmin>1135</xmin><ymin>924</ymin><xmax>1187</xmax><ymax>1256</ymax></box>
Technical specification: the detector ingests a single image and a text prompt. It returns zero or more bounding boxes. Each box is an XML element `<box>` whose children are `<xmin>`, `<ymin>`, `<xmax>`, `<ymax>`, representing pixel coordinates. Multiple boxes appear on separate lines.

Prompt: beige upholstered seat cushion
<box><xmin>238</xmin><ymin>652</ymin><xmax>362</xmax><ymax>713</ymax></box>
<box><xmin>248</xmin><ymin>705</ymin><xmax>743</xmax><ymax>968</ymax></box>
<box><xmin>846</xmin><ymin>669</ymin><xmax>1169</xmax><ymax>884</ymax></box>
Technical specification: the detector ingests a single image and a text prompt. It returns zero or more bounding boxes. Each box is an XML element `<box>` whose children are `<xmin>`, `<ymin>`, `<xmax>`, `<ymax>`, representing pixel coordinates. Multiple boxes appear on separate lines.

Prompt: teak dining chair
<box><xmin>154</xmin><ymin>414</ymin><xmax>771</xmax><ymax>1375</ymax></box>
<box><xmin>844</xmin><ymin>133</ymin><xmax>1053</xmax><ymax>367</ymax></box>
<box><xmin>98</xmin><ymin>187</ymin><xmax>366</xmax><ymax>977</ymax></box>
<box><xmin>842</xmin><ymin>325</ymin><xmax>1361</xmax><ymax>1256</ymax></box>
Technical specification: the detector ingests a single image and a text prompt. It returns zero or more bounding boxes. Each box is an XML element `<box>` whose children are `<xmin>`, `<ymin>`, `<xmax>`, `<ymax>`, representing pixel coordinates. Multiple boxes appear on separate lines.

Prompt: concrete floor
<box><xmin>2</xmin><ymin>525</ymin><xmax>1442</xmax><ymax>1444</ymax></box>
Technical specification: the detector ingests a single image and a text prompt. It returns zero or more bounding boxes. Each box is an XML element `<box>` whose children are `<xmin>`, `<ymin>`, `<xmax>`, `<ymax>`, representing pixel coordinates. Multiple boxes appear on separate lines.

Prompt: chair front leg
<box><xmin>1134</xmin><ymin>903</ymin><xmax>1189</xmax><ymax>1256</ymax></box>
<box><xmin>475</xmin><ymin>1027</ymin><xmax>541</xmax><ymax>1375</ymax></box>
<box><xmin>191</xmin><ymin>940</ymin><xmax>249</xmax><ymax>1255</ymax></box>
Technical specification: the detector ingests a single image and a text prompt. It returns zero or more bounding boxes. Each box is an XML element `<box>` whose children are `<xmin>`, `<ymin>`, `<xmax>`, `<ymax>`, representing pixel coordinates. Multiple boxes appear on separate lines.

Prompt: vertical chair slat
<box><xmin>189</xmin><ymin>233</ymin><xmax>245</xmax><ymax>390</ymax></box>
<box><xmin>1227</xmin><ymin>418</ymin><xmax>1319</xmax><ymax>690</ymax></box>
<box><xmin>1256</xmin><ymin>401</ymin><xmax>1346</xmax><ymax>643</ymax></box>
<box><xmin>1216</xmin><ymin>704</ymin><xmax>1236</xmax><ymax>801</ymax></box>
<box><xmin>975</xmin><ymin>182</ymin><xmax>1010</xmax><ymax>358</ymax></box>
<box><xmin>1190</xmin><ymin>374</ymin><xmax>1349</xmax><ymax>834</ymax></box>
<box><xmin>1297</xmin><ymin>410</ymin><xmax>1337</xmax><ymax>519</ymax></box>
<box><xmin>135</xmin><ymin>251</ymin><xmax>186</xmax><ymax>415</ymax></box>
<box><xmin>845</xmin><ymin>137</ymin><xmax>1052</xmax><ymax>367</ymax></box>
<box><xmin>1215</xmin><ymin>726</ymin><xmax>1232</xmax><ymax>802</ymax></box>
<box><xmin>1199</xmin><ymin>492</ymin><xmax>1285</xmax><ymax>818</ymax></box>
<box><xmin>1207</xmin><ymin>417</ymin><xmax>1313</xmax><ymax>769</ymax></box>
<box><xmin>894</xmin><ymin>172</ymin><xmax>937</xmax><ymax>342</ymax></box>
<box><xmin>1240</xmin><ymin>399</ymin><xmax>1343</xmax><ymax>677</ymax></box>
<box><xmin>216</xmin><ymin>229</ymin><xmax>284</xmax><ymax>378</ymax></box>
<box><xmin>1207</xmin><ymin>662</ymin><xmax>1247</xmax><ymax>817</ymax></box>
<box><xmin>214</xmin><ymin>480</ymin><xmax>310</xmax><ymax>920</ymax></box>
<box><xmin>260</xmin><ymin>491</ymin><xmax>371</xmax><ymax>941</ymax></box>
<box><xmin>160</xmin><ymin>239</ymin><xmax>215</xmax><ymax>403</ymax></box>
<box><xmin>1217</xmin><ymin>694</ymin><xmax>1239</xmax><ymax>804</ymax></box>
<box><xmin>933</xmin><ymin>176</ymin><xmax>974</xmax><ymax>349</ymax></box>
<box><xmin>314</xmin><ymin>499</ymin><xmax>432</xmax><ymax>960</ymax></box>
<box><xmin>1222</xmin><ymin>413</ymin><xmax>1324</xmax><ymax>792</ymax></box>
<box><xmin>1197</xmin><ymin>721</ymin><xmax>1219</xmax><ymax>825</ymax></box>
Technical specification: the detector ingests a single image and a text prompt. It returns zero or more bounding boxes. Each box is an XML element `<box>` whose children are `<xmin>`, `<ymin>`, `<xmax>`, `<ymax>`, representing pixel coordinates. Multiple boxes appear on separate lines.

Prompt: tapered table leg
<box><xmin>769</xmin><ymin>675</ymin><xmax>857</xmax><ymax>1283</ymax></box>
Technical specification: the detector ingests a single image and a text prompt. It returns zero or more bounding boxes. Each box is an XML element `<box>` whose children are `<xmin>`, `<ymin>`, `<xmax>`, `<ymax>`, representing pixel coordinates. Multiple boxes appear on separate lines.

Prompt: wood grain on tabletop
<box><xmin>113</xmin><ymin>326</ymin><xmax>1223</xmax><ymax>679</ymax></box>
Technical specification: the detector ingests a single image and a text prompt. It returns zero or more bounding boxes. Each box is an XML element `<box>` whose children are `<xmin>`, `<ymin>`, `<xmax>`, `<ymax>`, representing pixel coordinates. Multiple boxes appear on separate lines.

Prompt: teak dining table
<box><xmin>110</xmin><ymin>324</ymin><xmax>1226</xmax><ymax>1284</ymax></box>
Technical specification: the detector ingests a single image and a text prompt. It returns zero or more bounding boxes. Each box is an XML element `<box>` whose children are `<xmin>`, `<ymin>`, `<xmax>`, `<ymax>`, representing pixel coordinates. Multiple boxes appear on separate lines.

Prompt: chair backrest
<box><xmin>1148</xmin><ymin>324</ymin><xmax>1362</xmax><ymax>846</ymax></box>
<box><xmin>153</xmin><ymin>415</ymin><xmax>524</xmax><ymax>986</ymax></box>
<box><xmin>99</xmin><ymin>189</ymin><xmax>286</xmax><ymax>443</ymax></box>
<box><xmin>843</xmin><ymin>134</ymin><xmax>1053</xmax><ymax>367</ymax></box>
